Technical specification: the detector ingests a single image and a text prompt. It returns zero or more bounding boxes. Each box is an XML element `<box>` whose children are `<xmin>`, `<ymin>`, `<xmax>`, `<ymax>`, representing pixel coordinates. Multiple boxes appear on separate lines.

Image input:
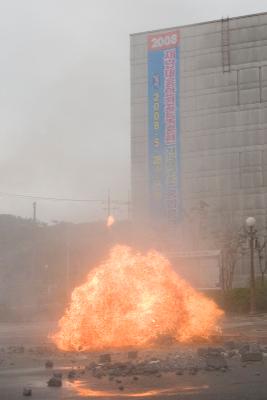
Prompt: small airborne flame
<box><xmin>52</xmin><ymin>246</ymin><xmax>223</xmax><ymax>351</ymax></box>
<box><xmin>106</xmin><ymin>215</ymin><xmax>115</xmax><ymax>228</ymax></box>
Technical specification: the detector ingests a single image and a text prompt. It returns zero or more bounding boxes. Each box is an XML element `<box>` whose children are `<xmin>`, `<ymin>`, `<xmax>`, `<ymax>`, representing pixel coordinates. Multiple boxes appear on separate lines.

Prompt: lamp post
<box><xmin>245</xmin><ymin>217</ymin><xmax>256</xmax><ymax>315</ymax></box>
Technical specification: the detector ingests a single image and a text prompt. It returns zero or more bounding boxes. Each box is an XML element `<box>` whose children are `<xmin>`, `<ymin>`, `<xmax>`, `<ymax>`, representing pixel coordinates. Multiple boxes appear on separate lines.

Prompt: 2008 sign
<box><xmin>151</xmin><ymin>34</ymin><xmax>178</xmax><ymax>49</ymax></box>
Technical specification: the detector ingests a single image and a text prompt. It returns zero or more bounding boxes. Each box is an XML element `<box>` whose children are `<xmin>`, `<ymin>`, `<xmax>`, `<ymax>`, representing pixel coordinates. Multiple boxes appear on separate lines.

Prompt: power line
<box><xmin>0</xmin><ymin>191</ymin><xmax>103</xmax><ymax>203</ymax></box>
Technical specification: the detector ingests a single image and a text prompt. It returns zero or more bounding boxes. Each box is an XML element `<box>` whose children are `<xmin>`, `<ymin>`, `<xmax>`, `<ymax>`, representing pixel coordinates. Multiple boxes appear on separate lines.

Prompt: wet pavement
<box><xmin>0</xmin><ymin>317</ymin><xmax>267</xmax><ymax>399</ymax></box>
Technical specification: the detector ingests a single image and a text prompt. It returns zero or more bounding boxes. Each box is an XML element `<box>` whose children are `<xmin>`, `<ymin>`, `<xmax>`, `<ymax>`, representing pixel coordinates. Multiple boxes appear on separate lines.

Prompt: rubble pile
<box><xmin>84</xmin><ymin>341</ymin><xmax>266</xmax><ymax>381</ymax></box>
<box><xmin>89</xmin><ymin>349</ymin><xmax>211</xmax><ymax>379</ymax></box>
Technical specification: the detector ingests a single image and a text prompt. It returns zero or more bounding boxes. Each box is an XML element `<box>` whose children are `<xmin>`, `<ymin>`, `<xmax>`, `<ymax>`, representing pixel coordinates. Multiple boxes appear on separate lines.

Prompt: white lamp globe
<box><xmin>246</xmin><ymin>217</ymin><xmax>256</xmax><ymax>227</ymax></box>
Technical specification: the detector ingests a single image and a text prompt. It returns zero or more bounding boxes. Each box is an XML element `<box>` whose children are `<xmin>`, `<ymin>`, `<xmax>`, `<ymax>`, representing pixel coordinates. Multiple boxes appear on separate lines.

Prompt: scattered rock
<box><xmin>239</xmin><ymin>344</ymin><xmax>250</xmax><ymax>356</ymax></box>
<box><xmin>241</xmin><ymin>352</ymin><xmax>263</xmax><ymax>362</ymax></box>
<box><xmin>23</xmin><ymin>387</ymin><xmax>32</xmax><ymax>396</ymax></box>
<box><xmin>118</xmin><ymin>385</ymin><xmax>124</xmax><ymax>391</ymax></box>
<box><xmin>99</xmin><ymin>353</ymin><xmax>111</xmax><ymax>363</ymax></box>
<box><xmin>87</xmin><ymin>361</ymin><xmax>97</xmax><ymax>370</ymax></box>
<box><xmin>176</xmin><ymin>369</ymin><xmax>183</xmax><ymax>375</ymax></box>
<box><xmin>47</xmin><ymin>377</ymin><xmax>62</xmax><ymax>387</ymax></box>
<box><xmin>133</xmin><ymin>376</ymin><xmax>139</xmax><ymax>381</ymax></box>
<box><xmin>68</xmin><ymin>370</ymin><xmax>76</xmax><ymax>379</ymax></box>
<box><xmin>143</xmin><ymin>360</ymin><xmax>161</xmax><ymax>374</ymax></box>
<box><xmin>45</xmin><ymin>360</ymin><xmax>54</xmax><ymax>369</ymax></box>
<box><xmin>198</xmin><ymin>347</ymin><xmax>224</xmax><ymax>358</ymax></box>
<box><xmin>224</xmin><ymin>341</ymin><xmax>236</xmax><ymax>350</ymax></box>
<box><xmin>128</xmin><ymin>351</ymin><xmax>138</xmax><ymax>360</ymax></box>
<box><xmin>205</xmin><ymin>366</ymin><xmax>214</xmax><ymax>371</ymax></box>
<box><xmin>189</xmin><ymin>367</ymin><xmax>198</xmax><ymax>375</ymax></box>
<box><xmin>206</xmin><ymin>354</ymin><xmax>228</xmax><ymax>370</ymax></box>
<box><xmin>197</xmin><ymin>348</ymin><xmax>208</xmax><ymax>357</ymax></box>
<box><xmin>53</xmin><ymin>372</ymin><xmax>62</xmax><ymax>379</ymax></box>
<box><xmin>228</xmin><ymin>350</ymin><xmax>238</xmax><ymax>358</ymax></box>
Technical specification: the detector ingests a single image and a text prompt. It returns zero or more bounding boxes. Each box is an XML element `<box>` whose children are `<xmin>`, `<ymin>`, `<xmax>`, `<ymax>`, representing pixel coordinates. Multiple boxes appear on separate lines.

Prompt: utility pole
<box><xmin>249</xmin><ymin>226</ymin><xmax>256</xmax><ymax>314</ymax></box>
<box><xmin>33</xmin><ymin>202</ymin><xmax>37</xmax><ymax>222</ymax></box>
<box><xmin>246</xmin><ymin>217</ymin><xmax>256</xmax><ymax>315</ymax></box>
<box><xmin>31</xmin><ymin>202</ymin><xmax>37</xmax><ymax>283</ymax></box>
<box><xmin>127</xmin><ymin>190</ymin><xmax>131</xmax><ymax>220</ymax></box>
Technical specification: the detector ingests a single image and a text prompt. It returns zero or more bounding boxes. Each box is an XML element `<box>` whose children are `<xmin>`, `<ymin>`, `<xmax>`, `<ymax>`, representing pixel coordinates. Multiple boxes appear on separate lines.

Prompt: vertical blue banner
<box><xmin>147</xmin><ymin>30</ymin><xmax>180</xmax><ymax>223</ymax></box>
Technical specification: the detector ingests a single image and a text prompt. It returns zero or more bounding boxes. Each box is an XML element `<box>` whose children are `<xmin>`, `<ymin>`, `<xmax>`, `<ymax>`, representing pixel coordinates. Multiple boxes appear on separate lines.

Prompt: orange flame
<box><xmin>106</xmin><ymin>215</ymin><xmax>115</xmax><ymax>228</ymax></box>
<box><xmin>52</xmin><ymin>245</ymin><xmax>223</xmax><ymax>351</ymax></box>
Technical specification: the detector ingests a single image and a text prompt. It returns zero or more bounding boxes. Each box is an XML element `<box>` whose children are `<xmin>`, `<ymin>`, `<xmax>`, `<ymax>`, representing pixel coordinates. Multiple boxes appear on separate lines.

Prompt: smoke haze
<box><xmin>0</xmin><ymin>0</ymin><xmax>264</xmax><ymax>222</ymax></box>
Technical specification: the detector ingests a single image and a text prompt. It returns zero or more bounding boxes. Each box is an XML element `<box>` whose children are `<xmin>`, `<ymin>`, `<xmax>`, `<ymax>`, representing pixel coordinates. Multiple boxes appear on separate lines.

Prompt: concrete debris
<box><xmin>8</xmin><ymin>346</ymin><xmax>24</xmax><ymax>354</ymax></box>
<box><xmin>47</xmin><ymin>377</ymin><xmax>62</xmax><ymax>387</ymax></box>
<box><xmin>90</xmin><ymin>350</ymin><xmax>202</xmax><ymax>378</ymax></box>
<box><xmin>224</xmin><ymin>341</ymin><xmax>236</xmax><ymax>350</ymax></box>
<box><xmin>198</xmin><ymin>347</ymin><xmax>224</xmax><ymax>358</ymax></box>
<box><xmin>128</xmin><ymin>351</ymin><xmax>138</xmax><ymax>360</ymax></box>
<box><xmin>238</xmin><ymin>343</ymin><xmax>263</xmax><ymax>362</ymax></box>
<box><xmin>68</xmin><ymin>370</ymin><xmax>77</xmax><ymax>379</ymax></box>
<box><xmin>176</xmin><ymin>369</ymin><xmax>183</xmax><ymax>375</ymax></box>
<box><xmin>238</xmin><ymin>344</ymin><xmax>250</xmax><ymax>355</ymax></box>
<box><xmin>228</xmin><ymin>350</ymin><xmax>239</xmax><ymax>358</ymax></box>
<box><xmin>53</xmin><ymin>372</ymin><xmax>62</xmax><ymax>379</ymax></box>
<box><xmin>241</xmin><ymin>352</ymin><xmax>263</xmax><ymax>362</ymax></box>
<box><xmin>99</xmin><ymin>353</ymin><xmax>111</xmax><ymax>363</ymax></box>
<box><xmin>205</xmin><ymin>354</ymin><xmax>228</xmax><ymax>370</ymax></box>
<box><xmin>189</xmin><ymin>367</ymin><xmax>198</xmax><ymax>375</ymax></box>
<box><xmin>45</xmin><ymin>360</ymin><xmax>54</xmax><ymax>369</ymax></box>
<box><xmin>22</xmin><ymin>387</ymin><xmax>32</xmax><ymax>396</ymax></box>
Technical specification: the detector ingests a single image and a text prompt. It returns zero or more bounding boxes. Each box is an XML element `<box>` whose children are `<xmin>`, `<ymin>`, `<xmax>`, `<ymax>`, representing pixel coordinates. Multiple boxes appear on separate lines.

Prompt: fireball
<box><xmin>52</xmin><ymin>245</ymin><xmax>223</xmax><ymax>351</ymax></box>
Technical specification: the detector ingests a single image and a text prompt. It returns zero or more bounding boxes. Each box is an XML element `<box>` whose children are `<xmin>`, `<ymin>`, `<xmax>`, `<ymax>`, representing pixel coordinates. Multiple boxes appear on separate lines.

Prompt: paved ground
<box><xmin>0</xmin><ymin>316</ymin><xmax>267</xmax><ymax>399</ymax></box>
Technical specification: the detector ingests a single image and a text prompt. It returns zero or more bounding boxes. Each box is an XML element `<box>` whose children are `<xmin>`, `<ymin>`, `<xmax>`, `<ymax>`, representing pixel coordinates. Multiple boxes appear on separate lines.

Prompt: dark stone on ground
<box><xmin>198</xmin><ymin>347</ymin><xmax>224</xmax><ymax>358</ymax></box>
<box><xmin>197</xmin><ymin>348</ymin><xmax>208</xmax><ymax>357</ymax></box>
<box><xmin>239</xmin><ymin>344</ymin><xmax>250</xmax><ymax>355</ymax></box>
<box><xmin>47</xmin><ymin>377</ymin><xmax>62</xmax><ymax>387</ymax></box>
<box><xmin>118</xmin><ymin>385</ymin><xmax>124</xmax><ymax>391</ymax></box>
<box><xmin>53</xmin><ymin>372</ymin><xmax>62</xmax><ymax>379</ymax></box>
<box><xmin>241</xmin><ymin>352</ymin><xmax>263</xmax><ymax>362</ymax></box>
<box><xmin>224</xmin><ymin>341</ymin><xmax>236</xmax><ymax>350</ymax></box>
<box><xmin>189</xmin><ymin>367</ymin><xmax>198</xmax><ymax>375</ymax></box>
<box><xmin>23</xmin><ymin>387</ymin><xmax>32</xmax><ymax>396</ymax></box>
<box><xmin>176</xmin><ymin>369</ymin><xmax>183</xmax><ymax>375</ymax></box>
<box><xmin>206</xmin><ymin>354</ymin><xmax>228</xmax><ymax>370</ymax></box>
<box><xmin>68</xmin><ymin>370</ymin><xmax>76</xmax><ymax>379</ymax></box>
<box><xmin>45</xmin><ymin>360</ymin><xmax>54</xmax><ymax>369</ymax></box>
<box><xmin>99</xmin><ymin>353</ymin><xmax>111</xmax><ymax>363</ymax></box>
<box><xmin>128</xmin><ymin>351</ymin><xmax>138</xmax><ymax>360</ymax></box>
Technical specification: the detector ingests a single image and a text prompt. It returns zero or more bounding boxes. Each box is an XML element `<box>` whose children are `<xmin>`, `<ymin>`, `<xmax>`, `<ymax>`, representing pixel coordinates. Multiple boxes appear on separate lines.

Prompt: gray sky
<box><xmin>0</xmin><ymin>0</ymin><xmax>265</xmax><ymax>222</ymax></box>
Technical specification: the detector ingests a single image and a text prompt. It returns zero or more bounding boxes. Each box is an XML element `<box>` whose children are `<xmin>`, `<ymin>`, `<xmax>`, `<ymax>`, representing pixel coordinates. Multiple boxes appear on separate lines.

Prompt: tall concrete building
<box><xmin>130</xmin><ymin>12</ymin><xmax>267</xmax><ymax>285</ymax></box>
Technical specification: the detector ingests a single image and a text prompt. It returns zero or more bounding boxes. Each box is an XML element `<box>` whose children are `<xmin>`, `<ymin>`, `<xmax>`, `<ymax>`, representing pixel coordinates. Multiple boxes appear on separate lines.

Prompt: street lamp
<box><xmin>245</xmin><ymin>216</ymin><xmax>256</xmax><ymax>314</ymax></box>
